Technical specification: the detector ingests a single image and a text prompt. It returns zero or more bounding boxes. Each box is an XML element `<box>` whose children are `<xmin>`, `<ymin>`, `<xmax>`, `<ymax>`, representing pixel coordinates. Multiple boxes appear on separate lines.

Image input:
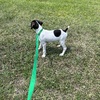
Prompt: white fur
<box><xmin>35</xmin><ymin>24</ymin><xmax>69</xmax><ymax>58</ymax></box>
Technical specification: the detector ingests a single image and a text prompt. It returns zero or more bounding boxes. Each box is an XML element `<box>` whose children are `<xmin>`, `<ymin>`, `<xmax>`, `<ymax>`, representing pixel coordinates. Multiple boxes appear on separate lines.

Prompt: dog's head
<box><xmin>31</xmin><ymin>20</ymin><xmax>43</xmax><ymax>29</ymax></box>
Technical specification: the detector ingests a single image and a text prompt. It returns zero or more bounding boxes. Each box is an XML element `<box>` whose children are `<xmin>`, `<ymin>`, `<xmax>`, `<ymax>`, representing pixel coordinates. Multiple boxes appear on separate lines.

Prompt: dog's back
<box><xmin>39</xmin><ymin>29</ymin><xmax>67</xmax><ymax>42</ymax></box>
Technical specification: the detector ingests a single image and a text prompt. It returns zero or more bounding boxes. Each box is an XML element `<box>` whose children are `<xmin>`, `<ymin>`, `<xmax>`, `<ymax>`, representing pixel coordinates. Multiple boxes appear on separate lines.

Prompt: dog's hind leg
<box><xmin>59</xmin><ymin>40</ymin><xmax>67</xmax><ymax>56</ymax></box>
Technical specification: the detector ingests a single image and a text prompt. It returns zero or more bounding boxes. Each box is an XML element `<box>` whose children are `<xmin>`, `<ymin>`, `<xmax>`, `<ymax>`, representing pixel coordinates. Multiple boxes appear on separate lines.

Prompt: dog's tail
<box><xmin>63</xmin><ymin>26</ymin><xmax>70</xmax><ymax>32</ymax></box>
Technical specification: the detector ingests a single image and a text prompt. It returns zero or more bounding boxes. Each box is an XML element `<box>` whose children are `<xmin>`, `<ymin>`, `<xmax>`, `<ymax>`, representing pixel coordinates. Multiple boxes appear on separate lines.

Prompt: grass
<box><xmin>0</xmin><ymin>0</ymin><xmax>100</xmax><ymax>100</ymax></box>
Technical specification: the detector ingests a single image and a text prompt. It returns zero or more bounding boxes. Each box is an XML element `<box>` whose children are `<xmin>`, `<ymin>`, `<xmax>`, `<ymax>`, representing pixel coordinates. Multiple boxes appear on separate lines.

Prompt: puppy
<box><xmin>31</xmin><ymin>20</ymin><xmax>69</xmax><ymax>58</ymax></box>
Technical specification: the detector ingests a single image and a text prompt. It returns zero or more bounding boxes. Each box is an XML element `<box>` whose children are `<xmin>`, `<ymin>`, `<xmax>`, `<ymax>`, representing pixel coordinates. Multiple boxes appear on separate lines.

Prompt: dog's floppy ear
<box><xmin>36</xmin><ymin>20</ymin><xmax>43</xmax><ymax>25</ymax></box>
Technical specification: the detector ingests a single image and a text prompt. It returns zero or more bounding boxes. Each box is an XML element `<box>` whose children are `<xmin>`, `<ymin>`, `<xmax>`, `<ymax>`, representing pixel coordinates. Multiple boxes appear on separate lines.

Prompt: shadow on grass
<box><xmin>39</xmin><ymin>45</ymin><xmax>72</xmax><ymax>67</ymax></box>
<box><xmin>46</xmin><ymin>46</ymin><xmax>71</xmax><ymax>56</ymax></box>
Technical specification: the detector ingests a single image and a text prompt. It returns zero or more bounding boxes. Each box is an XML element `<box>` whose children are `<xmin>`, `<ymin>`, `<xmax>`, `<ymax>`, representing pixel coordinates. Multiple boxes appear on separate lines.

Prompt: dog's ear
<box><xmin>36</xmin><ymin>20</ymin><xmax>43</xmax><ymax>25</ymax></box>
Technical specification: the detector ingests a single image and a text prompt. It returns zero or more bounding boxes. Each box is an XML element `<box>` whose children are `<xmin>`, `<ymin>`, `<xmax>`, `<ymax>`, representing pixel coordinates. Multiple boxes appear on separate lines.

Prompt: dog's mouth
<box><xmin>31</xmin><ymin>26</ymin><xmax>33</xmax><ymax>29</ymax></box>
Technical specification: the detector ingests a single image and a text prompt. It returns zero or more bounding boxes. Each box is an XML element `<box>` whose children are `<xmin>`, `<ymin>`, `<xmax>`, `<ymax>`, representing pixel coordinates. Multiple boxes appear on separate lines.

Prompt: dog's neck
<box><xmin>35</xmin><ymin>24</ymin><xmax>43</xmax><ymax>34</ymax></box>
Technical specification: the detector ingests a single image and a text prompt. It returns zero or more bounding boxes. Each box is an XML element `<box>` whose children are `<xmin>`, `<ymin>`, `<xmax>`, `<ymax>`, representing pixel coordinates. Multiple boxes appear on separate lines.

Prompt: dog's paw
<box><xmin>38</xmin><ymin>48</ymin><xmax>41</xmax><ymax>51</ymax></box>
<box><xmin>57</xmin><ymin>45</ymin><xmax>61</xmax><ymax>47</ymax></box>
<box><xmin>42</xmin><ymin>55</ymin><xmax>46</xmax><ymax>58</ymax></box>
<box><xmin>59</xmin><ymin>53</ymin><xmax>64</xmax><ymax>56</ymax></box>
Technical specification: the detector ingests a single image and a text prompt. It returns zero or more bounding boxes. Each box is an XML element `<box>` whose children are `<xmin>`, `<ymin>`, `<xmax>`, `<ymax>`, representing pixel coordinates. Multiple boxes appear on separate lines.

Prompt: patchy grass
<box><xmin>0</xmin><ymin>0</ymin><xmax>100</xmax><ymax>100</ymax></box>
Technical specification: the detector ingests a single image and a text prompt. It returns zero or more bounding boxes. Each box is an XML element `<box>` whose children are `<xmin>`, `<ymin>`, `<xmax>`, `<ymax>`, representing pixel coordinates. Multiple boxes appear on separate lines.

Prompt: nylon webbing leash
<box><xmin>27</xmin><ymin>29</ymin><xmax>43</xmax><ymax>100</ymax></box>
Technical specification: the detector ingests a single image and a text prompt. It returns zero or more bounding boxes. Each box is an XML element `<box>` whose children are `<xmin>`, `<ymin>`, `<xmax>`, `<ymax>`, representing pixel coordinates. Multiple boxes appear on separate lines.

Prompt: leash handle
<box><xmin>27</xmin><ymin>29</ymin><xmax>43</xmax><ymax>100</ymax></box>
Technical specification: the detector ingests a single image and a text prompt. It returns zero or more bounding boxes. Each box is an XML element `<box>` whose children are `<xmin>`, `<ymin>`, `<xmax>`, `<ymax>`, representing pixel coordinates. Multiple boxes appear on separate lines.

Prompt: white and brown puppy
<box><xmin>31</xmin><ymin>20</ymin><xmax>69</xmax><ymax>58</ymax></box>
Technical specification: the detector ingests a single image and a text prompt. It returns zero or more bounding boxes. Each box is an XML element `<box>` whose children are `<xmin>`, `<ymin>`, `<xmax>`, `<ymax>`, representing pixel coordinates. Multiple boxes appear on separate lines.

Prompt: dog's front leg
<box><xmin>42</xmin><ymin>42</ymin><xmax>46</xmax><ymax>58</ymax></box>
<box><xmin>38</xmin><ymin>43</ymin><xmax>42</xmax><ymax>50</ymax></box>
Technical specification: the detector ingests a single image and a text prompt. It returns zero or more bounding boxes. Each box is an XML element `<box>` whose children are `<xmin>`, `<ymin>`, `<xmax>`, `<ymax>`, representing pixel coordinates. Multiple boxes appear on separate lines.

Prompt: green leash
<box><xmin>27</xmin><ymin>28</ymin><xmax>43</xmax><ymax>100</ymax></box>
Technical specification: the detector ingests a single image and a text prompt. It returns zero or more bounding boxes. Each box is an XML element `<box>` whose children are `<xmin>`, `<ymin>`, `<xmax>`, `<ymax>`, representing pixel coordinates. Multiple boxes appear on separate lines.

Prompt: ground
<box><xmin>0</xmin><ymin>0</ymin><xmax>100</xmax><ymax>100</ymax></box>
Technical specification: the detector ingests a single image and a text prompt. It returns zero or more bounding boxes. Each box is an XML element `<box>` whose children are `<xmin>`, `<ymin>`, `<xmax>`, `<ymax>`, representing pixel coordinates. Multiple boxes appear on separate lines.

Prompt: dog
<box><xmin>31</xmin><ymin>20</ymin><xmax>69</xmax><ymax>58</ymax></box>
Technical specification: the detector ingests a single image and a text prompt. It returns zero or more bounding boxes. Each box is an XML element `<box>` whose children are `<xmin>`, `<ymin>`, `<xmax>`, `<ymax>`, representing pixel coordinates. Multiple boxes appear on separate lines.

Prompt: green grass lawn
<box><xmin>0</xmin><ymin>0</ymin><xmax>100</xmax><ymax>100</ymax></box>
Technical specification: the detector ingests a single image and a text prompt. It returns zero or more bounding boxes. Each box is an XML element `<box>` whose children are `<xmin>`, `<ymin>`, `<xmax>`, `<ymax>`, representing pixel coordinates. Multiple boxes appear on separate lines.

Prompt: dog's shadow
<box><xmin>39</xmin><ymin>46</ymin><xmax>71</xmax><ymax>68</ymax></box>
<box><xmin>46</xmin><ymin>46</ymin><xmax>71</xmax><ymax>56</ymax></box>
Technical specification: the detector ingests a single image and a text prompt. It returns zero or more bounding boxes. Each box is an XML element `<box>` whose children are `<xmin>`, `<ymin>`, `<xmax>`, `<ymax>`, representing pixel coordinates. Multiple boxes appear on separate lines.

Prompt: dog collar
<box><xmin>37</xmin><ymin>28</ymin><xmax>43</xmax><ymax>36</ymax></box>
